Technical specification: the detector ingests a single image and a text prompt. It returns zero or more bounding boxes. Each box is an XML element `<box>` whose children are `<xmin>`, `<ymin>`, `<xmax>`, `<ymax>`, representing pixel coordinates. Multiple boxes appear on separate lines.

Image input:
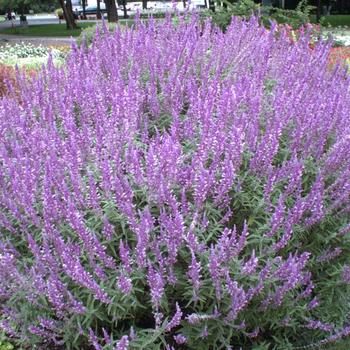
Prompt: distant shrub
<box><xmin>0</xmin><ymin>15</ymin><xmax>350</xmax><ymax>350</ymax></box>
<box><xmin>0</xmin><ymin>43</ymin><xmax>50</xmax><ymax>60</ymax></box>
<box><xmin>55</xmin><ymin>8</ymin><xmax>64</xmax><ymax>19</ymax></box>
<box><xmin>129</xmin><ymin>12</ymin><xmax>169</xmax><ymax>19</ymax></box>
<box><xmin>0</xmin><ymin>43</ymin><xmax>67</xmax><ymax>69</ymax></box>
<box><xmin>77</xmin><ymin>22</ymin><xmax>117</xmax><ymax>46</ymax></box>
<box><xmin>208</xmin><ymin>0</ymin><xmax>314</xmax><ymax>30</ymax></box>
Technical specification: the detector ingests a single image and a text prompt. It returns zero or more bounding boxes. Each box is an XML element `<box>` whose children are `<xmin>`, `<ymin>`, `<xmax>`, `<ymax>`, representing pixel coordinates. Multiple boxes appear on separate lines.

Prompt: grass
<box><xmin>0</xmin><ymin>20</ymin><xmax>136</xmax><ymax>37</ymax></box>
<box><xmin>321</xmin><ymin>15</ymin><xmax>350</xmax><ymax>28</ymax></box>
<box><xmin>0</xmin><ymin>22</ymin><xmax>96</xmax><ymax>37</ymax></box>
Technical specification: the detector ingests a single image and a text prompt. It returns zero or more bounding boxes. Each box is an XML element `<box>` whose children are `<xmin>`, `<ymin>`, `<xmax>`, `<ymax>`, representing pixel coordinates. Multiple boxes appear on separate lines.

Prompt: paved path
<box><xmin>0</xmin><ymin>33</ymin><xmax>73</xmax><ymax>47</ymax></box>
<box><xmin>0</xmin><ymin>14</ymin><xmax>60</xmax><ymax>30</ymax></box>
<box><xmin>0</xmin><ymin>15</ymin><xmax>77</xmax><ymax>47</ymax></box>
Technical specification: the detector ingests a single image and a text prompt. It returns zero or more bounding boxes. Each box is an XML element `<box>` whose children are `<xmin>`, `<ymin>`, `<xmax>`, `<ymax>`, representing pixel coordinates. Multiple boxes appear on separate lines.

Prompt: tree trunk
<box><xmin>82</xmin><ymin>0</ymin><xmax>87</xmax><ymax>19</ymax></box>
<box><xmin>20</xmin><ymin>4</ymin><xmax>28</xmax><ymax>28</ymax></box>
<box><xmin>316</xmin><ymin>0</ymin><xmax>321</xmax><ymax>22</ymax></box>
<box><xmin>59</xmin><ymin>0</ymin><xmax>77</xmax><ymax>29</ymax></box>
<box><xmin>105</xmin><ymin>0</ymin><xmax>110</xmax><ymax>21</ymax></box>
<box><xmin>96</xmin><ymin>0</ymin><xmax>102</xmax><ymax>19</ymax></box>
<box><xmin>142</xmin><ymin>0</ymin><xmax>147</xmax><ymax>10</ymax></box>
<box><xmin>67</xmin><ymin>0</ymin><xmax>77</xmax><ymax>28</ymax></box>
<box><xmin>209</xmin><ymin>0</ymin><xmax>215</xmax><ymax>12</ymax></box>
<box><xmin>105</xmin><ymin>0</ymin><xmax>118</xmax><ymax>22</ymax></box>
<box><xmin>122</xmin><ymin>0</ymin><xmax>128</xmax><ymax>18</ymax></box>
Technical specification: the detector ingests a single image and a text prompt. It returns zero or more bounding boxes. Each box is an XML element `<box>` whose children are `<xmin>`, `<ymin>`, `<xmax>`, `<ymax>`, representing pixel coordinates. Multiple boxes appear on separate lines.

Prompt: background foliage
<box><xmin>208</xmin><ymin>0</ymin><xmax>315</xmax><ymax>30</ymax></box>
<box><xmin>0</xmin><ymin>0</ymin><xmax>59</xmax><ymax>14</ymax></box>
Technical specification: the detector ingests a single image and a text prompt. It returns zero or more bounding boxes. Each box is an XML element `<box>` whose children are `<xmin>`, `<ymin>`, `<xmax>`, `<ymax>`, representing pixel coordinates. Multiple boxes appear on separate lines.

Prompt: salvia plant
<box><xmin>0</xmin><ymin>13</ymin><xmax>350</xmax><ymax>350</ymax></box>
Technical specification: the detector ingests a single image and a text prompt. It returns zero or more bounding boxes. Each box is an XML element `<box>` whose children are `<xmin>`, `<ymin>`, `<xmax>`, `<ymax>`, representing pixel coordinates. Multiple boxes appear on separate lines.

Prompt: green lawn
<box><xmin>321</xmin><ymin>15</ymin><xmax>350</xmax><ymax>27</ymax></box>
<box><xmin>0</xmin><ymin>22</ymin><xmax>95</xmax><ymax>37</ymax></box>
<box><xmin>0</xmin><ymin>20</ymin><xmax>136</xmax><ymax>37</ymax></box>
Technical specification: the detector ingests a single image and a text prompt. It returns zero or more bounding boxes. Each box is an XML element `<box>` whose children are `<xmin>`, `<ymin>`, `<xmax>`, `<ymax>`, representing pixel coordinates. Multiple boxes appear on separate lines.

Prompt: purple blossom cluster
<box><xmin>342</xmin><ymin>265</ymin><xmax>350</xmax><ymax>284</ymax></box>
<box><xmin>305</xmin><ymin>319</ymin><xmax>333</xmax><ymax>332</ymax></box>
<box><xmin>0</xmin><ymin>14</ymin><xmax>349</xmax><ymax>349</ymax></box>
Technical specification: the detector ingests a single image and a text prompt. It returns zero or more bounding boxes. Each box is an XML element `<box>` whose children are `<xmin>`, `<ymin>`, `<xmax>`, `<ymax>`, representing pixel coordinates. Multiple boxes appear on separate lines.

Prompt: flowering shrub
<box><xmin>0</xmin><ymin>43</ymin><xmax>66</xmax><ymax>68</ymax></box>
<box><xmin>276</xmin><ymin>23</ymin><xmax>321</xmax><ymax>46</ymax></box>
<box><xmin>0</xmin><ymin>64</ymin><xmax>16</xmax><ymax>97</ymax></box>
<box><xmin>0</xmin><ymin>64</ymin><xmax>37</xmax><ymax>98</ymax></box>
<box><xmin>0</xmin><ymin>43</ymin><xmax>49</xmax><ymax>60</ymax></box>
<box><xmin>0</xmin><ymin>15</ymin><xmax>350</xmax><ymax>350</ymax></box>
<box><xmin>77</xmin><ymin>23</ymin><xmax>117</xmax><ymax>47</ymax></box>
<box><xmin>328</xmin><ymin>47</ymin><xmax>350</xmax><ymax>70</ymax></box>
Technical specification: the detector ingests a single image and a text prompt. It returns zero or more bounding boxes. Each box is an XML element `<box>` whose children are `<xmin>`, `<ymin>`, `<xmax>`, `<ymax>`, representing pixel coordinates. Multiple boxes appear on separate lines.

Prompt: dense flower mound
<box><xmin>1</xmin><ymin>15</ymin><xmax>350</xmax><ymax>350</ymax></box>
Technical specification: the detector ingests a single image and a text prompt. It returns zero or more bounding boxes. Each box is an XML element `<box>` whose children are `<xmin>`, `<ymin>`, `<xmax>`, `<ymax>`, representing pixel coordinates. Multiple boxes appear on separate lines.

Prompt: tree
<box><xmin>121</xmin><ymin>0</ymin><xmax>128</xmax><ymax>18</ymax></box>
<box><xmin>142</xmin><ymin>0</ymin><xmax>147</xmax><ymax>9</ymax></box>
<box><xmin>316</xmin><ymin>0</ymin><xmax>321</xmax><ymax>21</ymax></box>
<box><xmin>0</xmin><ymin>0</ymin><xmax>58</xmax><ymax>15</ymax></box>
<box><xmin>81</xmin><ymin>0</ymin><xmax>86</xmax><ymax>19</ymax></box>
<box><xmin>209</xmin><ymin>0</ymin><xmax>215</xmax><ymax>11</ymax></box>
<box><xmin>105</xmin><ymin>0</ymin><xmax>118</xmax><ymax>22</ymax></box>
<box><xmin>58</xmin><ymin>0</ymin><xmax>77</xmax><ymax>29</ymax></box>
<box><xmin>96</xmin><ymin>0</ymin><xmax>101</xmax><ymax>19</ymax></box>
<box><xmin>0</xmin><ymin>0</ymin><xmax>77</xmax><ymax>30</ymax></box>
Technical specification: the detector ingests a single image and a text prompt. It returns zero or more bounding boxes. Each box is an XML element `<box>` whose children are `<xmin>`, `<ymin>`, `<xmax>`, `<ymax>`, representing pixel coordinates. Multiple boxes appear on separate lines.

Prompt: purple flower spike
<box><xmin>174</xmin><ymin>334</ymin><xmax>187</xmax><ymax>344</ymax></box>
<box><xmin>166</xmin><ymin>302</ymin><xmax>183</xmax><ymax>332</ymax></box>
<box><xmin>115</xmin><ymin>335</ymin><xmax>129</xmax><ymax>350</ymax></box>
